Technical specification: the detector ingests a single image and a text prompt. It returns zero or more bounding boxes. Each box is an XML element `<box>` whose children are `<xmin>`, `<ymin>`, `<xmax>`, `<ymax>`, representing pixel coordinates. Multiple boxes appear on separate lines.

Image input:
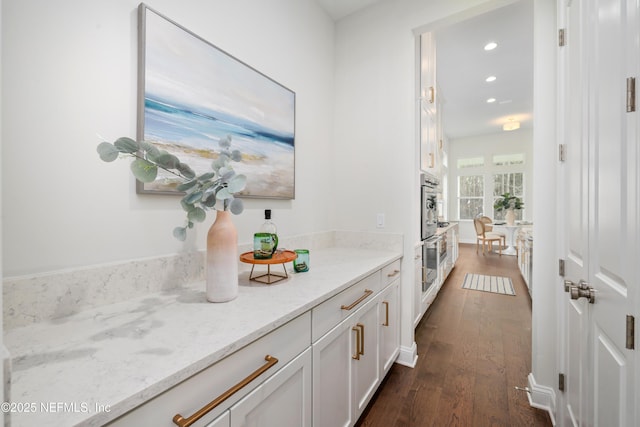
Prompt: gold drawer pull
<box><xmin>382</xmin><ymin>301</ymin><xmax>390</xmax><ymax>327</ymax></box>
<box><xmin>358</xmin><ymin>323</ymin><xmax>365</xmax><ymax>356</ymax></box>
<box><xmin>387</xmin><ymin>269</ymin><xmax>400</xmax><ymax>278</ymax></box>
<box><xmin>173</xmin><ymin>355</ymin><xmax>278</xmax><ymax>427</ymax></box>
<box><xmin>341</xmin><ymin>289</ymin><xmax>373</xmax><ymax>311</ymax></box>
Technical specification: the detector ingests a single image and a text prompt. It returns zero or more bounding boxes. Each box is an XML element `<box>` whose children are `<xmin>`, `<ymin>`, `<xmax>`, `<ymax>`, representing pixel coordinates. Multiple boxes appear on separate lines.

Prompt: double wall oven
<box><xmin>421</xmin><ymin>173</ymin><xmax>445</xmax><ymax>292</ymax></box>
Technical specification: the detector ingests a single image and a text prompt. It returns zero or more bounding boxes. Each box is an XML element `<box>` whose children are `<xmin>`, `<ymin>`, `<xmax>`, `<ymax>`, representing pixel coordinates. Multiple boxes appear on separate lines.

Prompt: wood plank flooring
<box><xmin>355</xmin><ymin>243</ymin><xmax>552</xmax><ymax>427</ymax></box>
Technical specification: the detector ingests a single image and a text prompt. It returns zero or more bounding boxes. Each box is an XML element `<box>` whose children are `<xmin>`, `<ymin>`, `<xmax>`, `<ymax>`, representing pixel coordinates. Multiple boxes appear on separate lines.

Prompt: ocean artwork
<box><xmin>137</xmin><ymin>5</ymin><xmax>295</xmax><ymax>198</ymax></box>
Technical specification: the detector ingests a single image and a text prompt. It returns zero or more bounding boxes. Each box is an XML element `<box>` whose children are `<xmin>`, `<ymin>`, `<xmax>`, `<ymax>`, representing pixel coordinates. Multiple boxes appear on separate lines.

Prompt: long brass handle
<box><xmin>173</xmin><ymin>355</ymin><xmax>278</xmax><ymax>427</ymax></box>
<box><xmin>387</xmin><ymin>269</ymin><xmax>400</xmax><ymax>278</ymax></box>
<box><xmin>382</xmin><ymin>301</ymin><xmax>389</xmax><ymax>327</ymax></box>
<box><xmin>357</xmin><ymin>323</ymin><xmax>365</xmax><ymax>356</ymax></box>
<box><xmin>341</xmin><ymin>289</ymin><xmax>373</xmax><ymax>311</ymax></box>
<box><xmin>428</xmin><ymin>86</ymin><xmax>435</xmax><ymax>103</ymax></box>
<box><xmin>352</xmin><ymin>326</ymin><xmax>361</xmax><ymax>360</ymax></box>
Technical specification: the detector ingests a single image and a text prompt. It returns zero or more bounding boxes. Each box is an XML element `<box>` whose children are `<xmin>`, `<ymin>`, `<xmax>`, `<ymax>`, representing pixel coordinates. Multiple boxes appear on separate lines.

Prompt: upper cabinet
<box><xmin>420</xmin><ymin>32</ymin><xmax>442</xmax><ymax>177</ymax></box>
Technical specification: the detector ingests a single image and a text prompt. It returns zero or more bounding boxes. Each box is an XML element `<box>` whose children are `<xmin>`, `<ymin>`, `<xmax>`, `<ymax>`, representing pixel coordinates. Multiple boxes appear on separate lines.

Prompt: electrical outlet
<box><xmin>376</xmin><ymin>213</ymin><xmax>385</xmax><ymax>228</ymax></box>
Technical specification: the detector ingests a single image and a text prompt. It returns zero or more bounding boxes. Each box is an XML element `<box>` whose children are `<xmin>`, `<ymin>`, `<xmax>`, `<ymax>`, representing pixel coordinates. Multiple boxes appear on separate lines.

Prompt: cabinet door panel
<box><xmin>230</xmin><ymin>348</ymin><xmax>311</xmax><ymax>427</ymax></box>
<box><xmin>352</xmin><ymin>295</ymin><xmax>380</xmax><ymax>420</ymax></box>
<box><xmin>312</xmin><ymin>320</ymin><xmax>353</xmax><ymax>427</ymax></box>
<box><xmin>380</xmin><ymin>280</ymin><xmax>400</xmax><ymax>375</ymax></box>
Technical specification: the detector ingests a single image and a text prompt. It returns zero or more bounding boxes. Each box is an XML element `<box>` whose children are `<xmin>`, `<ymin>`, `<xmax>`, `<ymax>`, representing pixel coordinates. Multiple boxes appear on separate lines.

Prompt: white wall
<box><xmin>1</xmin><ymin>0</ymin><xmax>336</xmax><ymax>276</ymax></box>
<box><xmin>447</xmin><ymin>129</ymin><xmax>534</xmax><ymax>243</ymax></box>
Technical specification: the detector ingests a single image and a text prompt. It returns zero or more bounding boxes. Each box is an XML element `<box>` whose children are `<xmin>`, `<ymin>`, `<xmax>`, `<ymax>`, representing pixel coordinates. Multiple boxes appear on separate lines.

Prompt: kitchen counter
<box><xmin>4</xmin><ymin>246</ymin><xmax>401</xmax><ymax>427</ymax></box>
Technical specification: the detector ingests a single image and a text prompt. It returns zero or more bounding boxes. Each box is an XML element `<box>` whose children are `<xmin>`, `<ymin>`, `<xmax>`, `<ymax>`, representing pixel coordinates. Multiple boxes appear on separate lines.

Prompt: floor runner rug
<box><xmin>461</xmin><ymin>273</ymin><xmax>515</xmax><ymax>296</ymax></box>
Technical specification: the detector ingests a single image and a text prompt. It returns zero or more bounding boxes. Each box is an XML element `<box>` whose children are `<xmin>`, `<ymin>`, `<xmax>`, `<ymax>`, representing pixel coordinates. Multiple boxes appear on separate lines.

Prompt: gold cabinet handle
<box><xmin>352</xmin><ymin>326</ymin><xmax>362</xmax><ymax>360</ymax></box>
<box><xmin>341</xmin><ymin>289</ymin><xmax>373</xmax><ymax>311</ymax></box>
<box><xmin>173</xmin><ymin>355</ymin><xmax>278</xmax><ymax>427</ymax></box>
<box><xmin>387</xmin><ymin>269</ymin><xmax>400</xmax><ymax>278</ymax></box>
<box><xmin>357</xmin><ymin>323</ymin><xmax>365</xmax><ymax>356</ymax></box>
<box><xmin>428</xmin><ymin>86</ymin><xmax>435</xmax><ymax>104</ymax></box>
<box><xmin>382</xmin><ymin>301</ymin><xmax>389</xmax><ymax>327</ymax></box>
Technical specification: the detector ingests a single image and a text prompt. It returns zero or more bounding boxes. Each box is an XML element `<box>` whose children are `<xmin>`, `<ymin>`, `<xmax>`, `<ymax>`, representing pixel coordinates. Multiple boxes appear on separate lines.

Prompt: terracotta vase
<box><xmin>505</xmin><ymin>208</ymin><xmax>516</xmax><ymax>226</ymax></box>
<box><xmin>206</xmin><ymin>210</ymin><xmax>238</xmax><ymax>302</ymax></box>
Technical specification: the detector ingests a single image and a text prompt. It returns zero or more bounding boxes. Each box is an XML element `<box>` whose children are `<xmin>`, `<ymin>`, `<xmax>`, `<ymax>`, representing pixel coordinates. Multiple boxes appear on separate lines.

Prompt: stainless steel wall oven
<box><xmin>421</xmin><ymin>173</ymin><xmax>439</xmax><ymax>240</ymax></box>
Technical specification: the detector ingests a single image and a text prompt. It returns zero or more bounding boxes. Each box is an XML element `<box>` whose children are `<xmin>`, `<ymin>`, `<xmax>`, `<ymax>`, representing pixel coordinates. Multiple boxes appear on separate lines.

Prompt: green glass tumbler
<box><xmin>254</xmin><ymin>233</ymin><xmax>277</xmax><ymax>259</ymax></box>
<box><xmin>293</xmin><ymin>249</ymin><xmax>309</xmax><ymax>272</ymax></box>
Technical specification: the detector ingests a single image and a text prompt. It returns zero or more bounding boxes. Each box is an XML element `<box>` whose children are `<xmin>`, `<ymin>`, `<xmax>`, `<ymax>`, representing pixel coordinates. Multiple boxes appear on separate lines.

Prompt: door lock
<box><xmin>569</xmin><ymin>280</ymin><xmax>596</xmax><ymax>304</ymax></box>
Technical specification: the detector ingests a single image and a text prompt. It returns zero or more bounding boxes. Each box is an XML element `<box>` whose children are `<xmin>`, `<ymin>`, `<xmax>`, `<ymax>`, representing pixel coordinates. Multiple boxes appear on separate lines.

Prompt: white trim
<box><xmin>395</xmin><ymin>342</ymin><xmax>418</xmax><ymax>368</ymax></box>
<box><xmin>528</xmin><ymin>372</ymin><xmax>557</xmax><ymax>426</ymax></box>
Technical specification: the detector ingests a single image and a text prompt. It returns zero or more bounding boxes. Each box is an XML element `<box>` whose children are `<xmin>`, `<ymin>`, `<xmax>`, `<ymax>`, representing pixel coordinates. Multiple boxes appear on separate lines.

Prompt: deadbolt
<box><xmin>570</xmin><ymin>280</ymin><xmax>596</xmax><ymax>304</ymax></box>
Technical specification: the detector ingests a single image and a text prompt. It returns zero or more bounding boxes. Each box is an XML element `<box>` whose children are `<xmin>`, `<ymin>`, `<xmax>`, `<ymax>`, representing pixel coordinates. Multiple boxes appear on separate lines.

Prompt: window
<box><xmin>457</xmin><ymin>157</ymin><xmax>484</xmax><ymax>169</ymax></box>
<box><xmin>458</xmin><ymin>175</ymin><xmax>484</xmax><ymax>219</ymax></box>
<box><xmin>493</xmin><ymin>153</ymin><xmax>524</xmax><ymax>166</ymax></box>
<box><xmin>493</xmin><ymin>172</ymin><xmax>524</xmax><ymax>220</ymax></box>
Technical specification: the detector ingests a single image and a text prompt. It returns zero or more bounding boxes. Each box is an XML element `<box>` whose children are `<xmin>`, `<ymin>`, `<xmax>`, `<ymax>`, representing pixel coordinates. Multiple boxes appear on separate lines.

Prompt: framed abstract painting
<box><xmin>137</xmin><ymin>4</ymin><xmax>295</xmax><ymax>199</ymax></box>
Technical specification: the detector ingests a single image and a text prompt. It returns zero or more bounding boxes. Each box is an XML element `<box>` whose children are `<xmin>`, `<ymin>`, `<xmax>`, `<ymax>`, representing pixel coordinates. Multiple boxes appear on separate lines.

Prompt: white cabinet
<box><xmin>379</xmin><ymin>278</ymin><xmax>400</xmax><ymax>375</ymax></box>
<box><xmin>107</xmin><ymin>313</ymin><xmax>310</xmax><ymax>427</ymax></box>
<box><xmin>312</xmin><ymin>293</ymin><xmax>381</xmax><ymax>427</ymax></box>
<box><xmin>312</xmin><ymin>259</ymin><xmax>401</xmax><ymax>427</ymax></box>
<box><xmin>230</xmin><ymin>348</ymin><xmax>312</xmax><ymax>427</ymax></box>
<box><xmin>206</xmin><ymin>412</ymin><xmax>229</xmax><ymax>427</ymax></box>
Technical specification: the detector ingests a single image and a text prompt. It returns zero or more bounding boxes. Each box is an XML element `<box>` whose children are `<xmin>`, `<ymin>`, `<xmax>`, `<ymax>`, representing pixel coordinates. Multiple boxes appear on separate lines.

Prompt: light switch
<box><xmin>376</xmin><ymin>213</ymin><xmax>385</xmax><ymax>228</ymax></box>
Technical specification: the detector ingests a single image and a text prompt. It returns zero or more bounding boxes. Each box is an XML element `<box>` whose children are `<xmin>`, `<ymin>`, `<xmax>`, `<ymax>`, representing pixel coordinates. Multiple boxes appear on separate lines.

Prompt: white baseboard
<box><xmin>395</xmin><ymin>342</ymin><xmax>418</xmax><ymax>368</ymax></box>
<box><xmin>528</xmin><ymin>372</ymin><xmax>557</xmax><ymax>425</ymax></box>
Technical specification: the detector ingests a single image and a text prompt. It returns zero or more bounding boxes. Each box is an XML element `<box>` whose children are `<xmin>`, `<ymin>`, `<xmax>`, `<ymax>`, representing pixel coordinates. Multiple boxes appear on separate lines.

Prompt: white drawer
<box><xmin>108</xmin><ymin>312</ymin><xmax>311</xmax><ymax>427</ymax></box>
<box><xmin>311</xmin><ymin>271</ymin><xmax>381</xmax><ymax>342</ymax></box>
<box><xmin>381</xmin><ymin>259</ymin><xmax>402</xmax><ymax>287</ymax></box>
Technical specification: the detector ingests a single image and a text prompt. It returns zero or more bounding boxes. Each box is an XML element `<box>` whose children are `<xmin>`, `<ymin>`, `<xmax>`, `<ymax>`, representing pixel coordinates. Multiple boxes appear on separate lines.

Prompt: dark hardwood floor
<box><xmin>356</xmin><ymin>243</ymin><xmax>552</xmax><ymax>427</ymax></box>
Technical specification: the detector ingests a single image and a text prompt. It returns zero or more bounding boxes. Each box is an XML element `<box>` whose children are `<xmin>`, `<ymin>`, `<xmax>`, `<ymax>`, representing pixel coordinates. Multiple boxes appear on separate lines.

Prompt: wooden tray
<box><xmin>239</xmin><ymin>250</ymin><xmax>297</xmax><ymax>265</ymax></box>
<box><xmin>239</xmin><ymin>250</ymin><xmax>297</xmax><ymax>284</ymax></box>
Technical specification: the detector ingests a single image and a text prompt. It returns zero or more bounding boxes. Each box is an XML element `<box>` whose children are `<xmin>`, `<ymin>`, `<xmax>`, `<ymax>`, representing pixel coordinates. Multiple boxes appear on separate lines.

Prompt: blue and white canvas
<box><xmin>138</xmin><ymin>6</ymin><xmax>295</xmax><ymax>198</ymax></box>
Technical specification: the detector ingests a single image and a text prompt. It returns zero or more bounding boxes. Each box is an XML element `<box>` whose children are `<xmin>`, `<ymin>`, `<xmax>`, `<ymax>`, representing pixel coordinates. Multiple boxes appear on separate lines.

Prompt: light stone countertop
<box><xmin>4</xmin><ymin>247</ymin><xmax>401</xmax><ymax>427</ymax></box>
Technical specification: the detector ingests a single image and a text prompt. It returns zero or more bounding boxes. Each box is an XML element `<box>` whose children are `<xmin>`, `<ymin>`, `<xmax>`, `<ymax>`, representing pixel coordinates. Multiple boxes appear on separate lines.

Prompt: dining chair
<box><xmin>473</xmin><ymin>218</ymin><xmax>503</xmax><ymax>256</ymax></box>
<box><xmin>479</xmin><ymin>215</ymin><xmax>506</xmax><ymax>246</ymax></box>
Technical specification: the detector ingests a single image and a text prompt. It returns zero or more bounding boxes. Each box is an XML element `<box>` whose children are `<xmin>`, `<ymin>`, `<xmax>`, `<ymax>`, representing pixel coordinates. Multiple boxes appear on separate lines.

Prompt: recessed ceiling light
<box><xmin>486</xmin><ymin>76</ymin><xmax>497</xmax><ymax>82</ymax></box>
<box><xmin>484</xmin><ymin>42</ymin><xmax>498</xmax><ymax>51</ymax></box>
<box><xmin>487</xmin><ymin>98</ymin><xmax>496</xmax><ymax>103</ymax></box>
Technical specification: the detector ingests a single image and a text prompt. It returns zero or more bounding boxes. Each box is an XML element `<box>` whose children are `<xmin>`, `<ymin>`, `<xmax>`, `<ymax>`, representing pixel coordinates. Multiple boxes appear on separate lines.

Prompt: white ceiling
<box><xmin>314</xmin><ymin>0</ymin><xmax>387</xmax><ymax>21</ymax></box>
<box><xmin>315</xmin><ymin>0</ymin><xmax>534</xmax><ymax>141</ymax></box>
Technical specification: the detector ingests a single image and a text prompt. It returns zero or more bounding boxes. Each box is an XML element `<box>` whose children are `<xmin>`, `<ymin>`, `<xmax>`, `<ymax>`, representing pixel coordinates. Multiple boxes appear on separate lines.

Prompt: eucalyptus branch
<box><xmin>97</xmin><ymin>135</ymin><xmax>247</xmax><ymax>241</ymax></box>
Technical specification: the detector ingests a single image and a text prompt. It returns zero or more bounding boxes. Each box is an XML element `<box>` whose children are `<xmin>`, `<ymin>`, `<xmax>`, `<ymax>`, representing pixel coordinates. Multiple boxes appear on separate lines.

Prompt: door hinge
<box><xmin>626</xmin><ymin>315</ymin><xmax>635</xmax><ymax>350</ymax></box>
<box><xmin>559</xmin><ymin>144</ymin><xmax>567</xmax><ymax>162</ymax></box>
<box><xmin>559</xmin><ymin>373</ymin><xmax>565</xmax><ymax>392</ymax></box>
<box><xmin>559</xmin><ymin>259</ymin><xmax>565</xmax><ymax>277</ymax></box>
<box><xmin>627</xmin><ymin>77</ymin><xmax>636</xmax><ymax>112</ymax></box>
<box><xmin>559</xmin><ymin>28</ymin><xmax>566</xmax><ymax>47</ymax></box>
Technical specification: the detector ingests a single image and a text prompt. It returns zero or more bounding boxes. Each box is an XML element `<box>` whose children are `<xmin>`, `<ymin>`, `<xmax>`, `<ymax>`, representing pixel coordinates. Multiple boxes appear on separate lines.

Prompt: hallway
<box><xmin>356</xmin><ymin>243</ymin><xmax>552</xmax><ymax>426</ymax></box>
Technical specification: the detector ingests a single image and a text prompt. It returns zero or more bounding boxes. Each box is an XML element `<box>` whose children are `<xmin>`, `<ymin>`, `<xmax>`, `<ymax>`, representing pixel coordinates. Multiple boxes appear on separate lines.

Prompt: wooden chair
<box><xmin>473</xmin><ymin>218</ymin><xmax>503</xmax><ymax>256</ymax></box>
<box><xmin>479</xmin><ymin>215</ymin><xmax>506</xmax><ymax>247</ymax></box>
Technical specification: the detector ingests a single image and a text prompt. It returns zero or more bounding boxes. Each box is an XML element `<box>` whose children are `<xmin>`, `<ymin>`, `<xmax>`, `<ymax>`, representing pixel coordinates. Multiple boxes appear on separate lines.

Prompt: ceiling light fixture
<box><xmin>487</xmin><ymin>98</ymin><xmax>496</xmax><ymax>103</ymax></box>
<box><xmin>484</xmin><ymin>42</ymin><xmax>497</xmax><ymax>51</ymax></box>
<box><xmin>485</xmin><ymin>76</ymin><xmax>497</xmax><ymax>82</ymax></box>
<box><xmin>503</xmin><ymin>118</ymin><xmax>520</xmax><ymax>131</ymax></box>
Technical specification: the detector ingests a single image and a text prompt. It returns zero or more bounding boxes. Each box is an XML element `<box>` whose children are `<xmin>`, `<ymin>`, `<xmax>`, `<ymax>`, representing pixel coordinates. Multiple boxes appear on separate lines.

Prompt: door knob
<box><xmin>564</xmin><ymin>280</ymin><xmax>574</xmax><ymax>292</ymax></box>
<box><xmin>570</xmin><ymin>280</ymin><xmax>596</xmax><ymax>304</ymax></box>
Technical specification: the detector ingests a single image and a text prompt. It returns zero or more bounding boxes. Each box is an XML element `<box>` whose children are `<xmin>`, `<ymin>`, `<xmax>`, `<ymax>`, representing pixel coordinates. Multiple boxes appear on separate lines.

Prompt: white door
<box><xmin>560</xmin><ymin>0</ymin><xmax>638</xmax><ymax>425</ymax></box>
